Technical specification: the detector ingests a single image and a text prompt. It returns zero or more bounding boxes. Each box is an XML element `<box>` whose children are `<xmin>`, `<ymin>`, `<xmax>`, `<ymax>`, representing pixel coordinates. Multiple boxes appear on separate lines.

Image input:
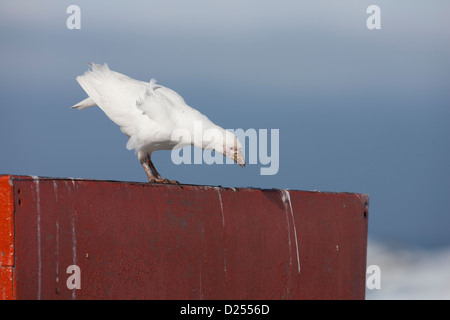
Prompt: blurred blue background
<box><xmin>1</xmin><ymin>1</ymin><xmax>449</xmax><ymax>298</ymax></box>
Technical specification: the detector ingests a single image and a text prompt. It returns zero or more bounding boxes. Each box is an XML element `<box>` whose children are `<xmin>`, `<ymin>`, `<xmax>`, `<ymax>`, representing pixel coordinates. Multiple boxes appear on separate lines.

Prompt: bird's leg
<box><xmin>138</xmin><ymin>151</ymin><xmax>179</xmax><ymax>184</ymax></box>
<box><xmin>138</xmin><ymin>151</ymin><xmax>162</xmax><ymax>181</ymax></box>
<box><xmin>148</xmin><ymin>159</ymin><xmax>161</xmax><ymax>179</ymax></box>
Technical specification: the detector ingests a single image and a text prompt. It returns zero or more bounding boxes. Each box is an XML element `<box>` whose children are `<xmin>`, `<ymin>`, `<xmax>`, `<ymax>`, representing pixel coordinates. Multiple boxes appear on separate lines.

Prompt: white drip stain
<box><xmin>64</xmin><ymin>180</ymin><xmax>71</xmax><ymax>196</ymax></box>
<box><xmin>217</xmin><ymin>189</ymin><xmax>225</xmax><ymax>228</ymax></box>
<box><xmin>53</xmin><ymin>180</ymin><xmax>58</xmax><ymax>201</ymax></box>
<box><xmin>281</xmin><ymin>192</ymin><xmax>293</xmax><ymax>268</ymax></box>
<box><xmin>34</xmin><ymin>178</ymin><xmax>42</xmax><ymax>299</ymax></box>
<box><xmin>56</xmin><ymin>220</ymin><xmax>59</xmax><ymax>285</ymax></box>
<box><xmin>283</xmin><ymin>190</ymin><xmax>301</xmax><ymax>274</ymax></box>
<box><xmin>53</xmin><ymin>180</ymin><xmax>59</xmax><ymax>286</ymax></box>
<box><xmin>64</xmin><ymin>180</ymin><xmax>77</xmax><ymax>299</ymax></box>
<box><xmin>216</xmin><ymin>189</ymin><xmax>227</xmax><ymax>273</ymax></box>
<box><xmin>71</xmin><ymin>211</ymin><xmax>77</xmax><ymax>300</ymax></box>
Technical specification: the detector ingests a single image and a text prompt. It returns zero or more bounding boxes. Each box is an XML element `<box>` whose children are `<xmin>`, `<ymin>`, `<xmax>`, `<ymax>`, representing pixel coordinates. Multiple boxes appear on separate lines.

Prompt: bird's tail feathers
<box><xmin>78</xmin><ymin>63</ymin><xmax>112</xmax><ymax>83</ymax></box>
<box><xmin>75</xmin><ymin>63</ymin><xmax>112</xmax><ymax>110</ymax></box>
<box><xmin>70</xmin><ymin>96</ymin><xmax>97</xmax><ymax>110</ymax></box>
<box><xmin>87</xmin><ymin>62</ymin><xmax>111</xmax><ymax>75</ymax></box>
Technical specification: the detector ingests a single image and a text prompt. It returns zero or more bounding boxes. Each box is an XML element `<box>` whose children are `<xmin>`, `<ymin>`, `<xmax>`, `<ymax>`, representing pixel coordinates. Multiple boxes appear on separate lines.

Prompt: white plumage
<box><xmin>71</xmin><ymin>63</ymin><xmax>245</xmax><ymax>183</ymax></box>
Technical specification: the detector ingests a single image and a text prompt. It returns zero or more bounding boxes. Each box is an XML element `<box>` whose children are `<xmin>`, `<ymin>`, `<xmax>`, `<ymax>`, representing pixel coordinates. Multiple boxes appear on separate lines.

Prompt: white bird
<box><xmin>71</xmin><ymin>63</ymin><xmax>245</xmax><ymax>184</ymax></box>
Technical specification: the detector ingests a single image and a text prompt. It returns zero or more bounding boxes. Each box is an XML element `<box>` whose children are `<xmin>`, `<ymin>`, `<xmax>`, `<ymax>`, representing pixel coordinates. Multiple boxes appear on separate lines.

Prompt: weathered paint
<box><xmin>0</xmin><ymin>176</ymin><xmax>15</xmax><ymax>300</ymax></box>
<box><xmin>1</xmin><ymin>175</ymin><xmax>369</xmax><ymax>300</ymax></box>
<box><xmin>0</xmin><ymin>176</ymin><xmax>14</xmax><ymax>267</ymax></box>
<box><xmin>0</xmin><ymin>267</ymin><xmax>14</xmax><ymax>300</ymax></box>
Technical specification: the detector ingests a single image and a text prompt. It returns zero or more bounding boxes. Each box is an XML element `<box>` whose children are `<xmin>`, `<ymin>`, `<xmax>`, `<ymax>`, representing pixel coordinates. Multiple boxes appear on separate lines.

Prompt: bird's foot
<box><xmin>148</xmin><ymin>178</ymin><xmax>180</xmax><ymax>185</ymax></box>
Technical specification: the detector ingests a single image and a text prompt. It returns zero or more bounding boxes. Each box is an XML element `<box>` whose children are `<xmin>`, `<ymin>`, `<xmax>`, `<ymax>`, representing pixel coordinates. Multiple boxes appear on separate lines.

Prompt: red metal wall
<box><xmin>0</xmin><ymin>175</ymin><xmax>369</xmax><ymax>300</ymax></box>
<box><xmin>0</xmin><ymin>176</ymin><xmax>15</xmax><ymax>300</ymax></box>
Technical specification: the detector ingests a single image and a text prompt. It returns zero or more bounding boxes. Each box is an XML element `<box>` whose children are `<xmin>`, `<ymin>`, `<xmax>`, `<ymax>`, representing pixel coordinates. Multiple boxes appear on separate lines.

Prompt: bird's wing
<box><xmin>136</xmin><ymin>79</ymin><xmax>189</xmax><ymax>123</ymax></box>
<box><xmin>75</xmin><ymin>63</ymin><xmax>146</xmax><ymax>129</ymax></box>
<box><xmin>135</xmin><ymin>80</ymin><xmax>170</xmax><ymax>123</ymax></box>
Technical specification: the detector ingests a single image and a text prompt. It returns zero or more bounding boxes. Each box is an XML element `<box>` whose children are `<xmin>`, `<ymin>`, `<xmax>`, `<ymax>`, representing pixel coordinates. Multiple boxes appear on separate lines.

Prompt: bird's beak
<box><xmin>234</xmin><ymin>152</ymin><xmax>246</xmax><ymax>168</ymax></box>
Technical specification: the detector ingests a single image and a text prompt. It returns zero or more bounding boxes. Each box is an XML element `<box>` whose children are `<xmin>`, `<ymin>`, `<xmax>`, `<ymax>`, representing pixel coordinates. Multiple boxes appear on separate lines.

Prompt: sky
<box><xmin>366</xmin><ymin>240</ymin><xmax>450</xmax><ymax>299</ymax></box>
<box><xmin>0</xmin><ymin>0</ymin><xmax>449</xmax><ymax>258</ymax></box>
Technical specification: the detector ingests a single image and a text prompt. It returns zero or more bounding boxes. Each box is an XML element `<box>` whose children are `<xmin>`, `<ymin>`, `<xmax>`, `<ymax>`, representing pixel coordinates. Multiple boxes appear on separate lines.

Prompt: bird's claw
<box><xmin>148</xmin><ymin>178</ymin><xmax>180</xmax><ymax>185</ymax></box>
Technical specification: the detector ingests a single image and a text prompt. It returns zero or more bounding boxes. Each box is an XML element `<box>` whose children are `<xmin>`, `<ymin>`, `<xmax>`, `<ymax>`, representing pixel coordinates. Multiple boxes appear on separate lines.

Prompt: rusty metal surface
<box><xmin>0</xmin><ymin>176</ymin><xmax>14</xmax><ymax>267</ymax></box>
<box><xmin>0</xmin><ymin>267</ymin><xmax>14</xmax><ymax>300</ymax></box>
<box><xmin>2</xmin><ymin>175</ymin><xmax>369</xmax><ymax>300</ymax></box>
<box><xmin>0</xmin><ymin>176</ymin><xmax>15</xmax><ymax>300</ymax></box>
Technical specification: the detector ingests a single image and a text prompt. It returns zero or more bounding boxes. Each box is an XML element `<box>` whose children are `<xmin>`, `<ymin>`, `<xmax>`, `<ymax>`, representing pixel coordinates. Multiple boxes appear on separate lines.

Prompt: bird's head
<box><xmin>205</xmin><ymin>128</ymin><xmax>245</xmax><ymax>168</ymax></box>
<box><xmin>223</xmin><ymin>131</ymin><xmax>245</xmax><ymax>168</ymax></box>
